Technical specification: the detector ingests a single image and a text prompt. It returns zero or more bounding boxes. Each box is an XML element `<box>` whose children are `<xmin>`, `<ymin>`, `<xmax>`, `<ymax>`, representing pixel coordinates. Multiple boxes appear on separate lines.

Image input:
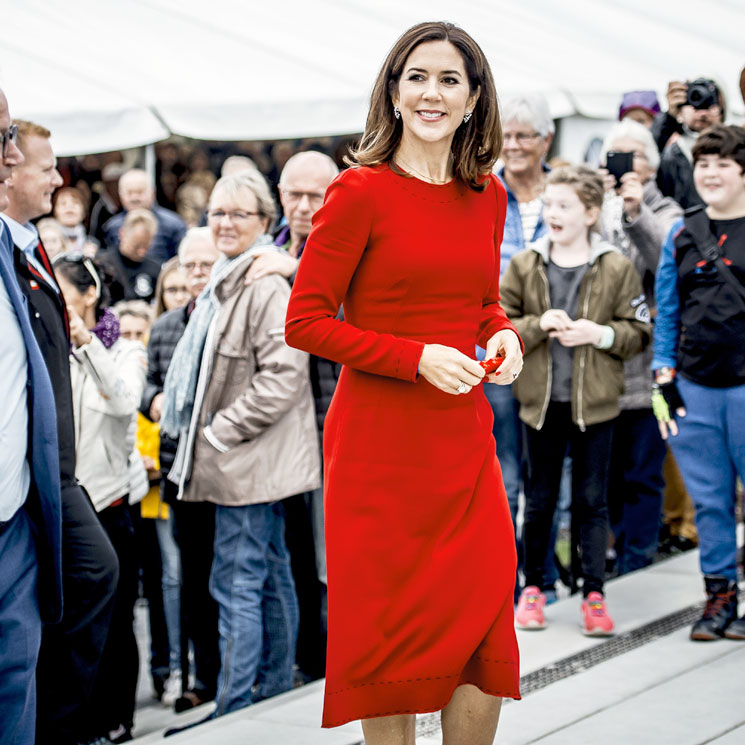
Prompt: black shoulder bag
<box><xmin>684</xmin><ymin>206</ymin><xmax>745</xmax><ymax>313</ymax></box>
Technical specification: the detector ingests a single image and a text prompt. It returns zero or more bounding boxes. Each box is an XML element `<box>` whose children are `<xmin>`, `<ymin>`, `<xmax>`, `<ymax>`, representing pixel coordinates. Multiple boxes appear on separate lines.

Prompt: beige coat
<box><xmin>181</xmin><ymin>251</ymin><xmax>320</xmax><ymax>506</ymax></box>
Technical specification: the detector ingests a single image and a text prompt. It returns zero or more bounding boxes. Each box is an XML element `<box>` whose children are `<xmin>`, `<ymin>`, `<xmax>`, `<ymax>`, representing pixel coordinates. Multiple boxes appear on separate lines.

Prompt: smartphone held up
<box><xmin>605</xmin><ymin>151</ymin><xmax>634</xmax><ymax>187</ymax></box>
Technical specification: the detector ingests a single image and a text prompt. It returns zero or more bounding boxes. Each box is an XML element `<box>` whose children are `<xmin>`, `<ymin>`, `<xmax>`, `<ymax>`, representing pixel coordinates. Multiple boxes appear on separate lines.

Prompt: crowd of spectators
<box><xmin>0</xmin><ymin>67</ymin><xmax>744</xmax><ymax>743</ymax></box>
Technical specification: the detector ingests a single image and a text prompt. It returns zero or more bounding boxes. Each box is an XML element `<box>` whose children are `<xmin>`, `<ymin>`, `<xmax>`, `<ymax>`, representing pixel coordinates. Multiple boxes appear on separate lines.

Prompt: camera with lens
<box><xmin>686</xmin><ymin>78</ymin><xmax>719</xmax><ymax>110</ymax></box>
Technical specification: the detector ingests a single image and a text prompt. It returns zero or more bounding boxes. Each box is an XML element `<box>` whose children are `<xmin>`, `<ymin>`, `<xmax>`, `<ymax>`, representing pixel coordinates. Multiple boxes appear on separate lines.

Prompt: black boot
<box><xmin>724</xmin><ymin>614</ymin><xmax>745</xmax><ymax>640</ymax></box>
<box><xmin>690</xmin><ymin>576</ymin><xmax>737</xmax><ymax>641</ymax></box>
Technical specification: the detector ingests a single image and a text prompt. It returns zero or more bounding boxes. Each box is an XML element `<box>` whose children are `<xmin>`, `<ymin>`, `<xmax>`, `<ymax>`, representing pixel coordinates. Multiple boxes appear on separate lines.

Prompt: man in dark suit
<box><xmin>0</xmin><ymin>89</ymin><xmax>62</xmax><ymax>745</ymax></box>
<box><xmin>2</xmin><ymin>118</ymin><xmax>119</xmax><ymax>745</ymax></box>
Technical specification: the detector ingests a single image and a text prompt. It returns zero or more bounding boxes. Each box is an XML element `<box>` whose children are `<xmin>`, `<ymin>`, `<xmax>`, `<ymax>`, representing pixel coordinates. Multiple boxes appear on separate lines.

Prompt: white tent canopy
<box><xmin>1</xmin><ymin>0</ymin><xmax>743</xmax><ymax>156</ymax></box>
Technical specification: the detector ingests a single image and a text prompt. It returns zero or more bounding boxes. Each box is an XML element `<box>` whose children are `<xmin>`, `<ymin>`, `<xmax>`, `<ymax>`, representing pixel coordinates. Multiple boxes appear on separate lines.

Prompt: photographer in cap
<box><xmin>652</xmin><ymin>78</ymin><xmax>725</xmax><ymax>209</ymax></box>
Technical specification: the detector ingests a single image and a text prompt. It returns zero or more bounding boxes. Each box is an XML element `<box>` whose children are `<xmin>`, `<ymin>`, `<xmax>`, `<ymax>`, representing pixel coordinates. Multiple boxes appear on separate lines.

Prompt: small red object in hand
<box><xmin>479</xmin><ymin>356</ymin><xmax>504</xmax><ymax>377</ymax></box>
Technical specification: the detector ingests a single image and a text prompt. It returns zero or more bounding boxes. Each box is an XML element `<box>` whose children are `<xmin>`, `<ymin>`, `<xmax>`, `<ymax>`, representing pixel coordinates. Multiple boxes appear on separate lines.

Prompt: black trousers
<box><xmin>91</xmin><ymin>501</ymin><xmax>140</xmax><ymax>733</ymax></box>
<box><xmin>130</xmin><ymin>506</ymin><xmax>170</xmax><ymax>677</ymax></box>
<box><xmin>608</xmin><ymin>408</ymin><xmax>667</xmax><ymax>575</ymax></box>
<box><xmin>283</xmin><ymin>492</ymin><xmax>326</xmax><ymax>681</ymax></box>
<box><xmin>35</xmin><ymin>482</ymin><xmax>119</xmax><ymax>745</ymax></box>
<box><xmin>523</xmin><ymin>402</ymin><xmax>615</xmax><ymax>596</ymax></box>
<box><xmin>170</xmin><ymin>496</ymin><xmax>220</xmax><ymax>697</ymax></box>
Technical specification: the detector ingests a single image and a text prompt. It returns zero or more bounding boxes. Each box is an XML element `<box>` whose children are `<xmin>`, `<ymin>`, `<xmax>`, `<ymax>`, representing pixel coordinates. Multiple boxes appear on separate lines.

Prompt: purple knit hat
<box><xmin>619</xmin><ymin>90</ymin><xmax>661</xmax><ymax>121</ymax></box>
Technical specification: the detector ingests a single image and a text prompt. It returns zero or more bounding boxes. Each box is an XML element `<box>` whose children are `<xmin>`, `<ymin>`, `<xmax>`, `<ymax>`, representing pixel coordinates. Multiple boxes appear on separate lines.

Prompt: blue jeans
<box><xmin>156</xmin><ymin>515</ymin><xmax>181</xmax><ymax>671</ymax></box>
<box><xmin>668</xmin><ymin>378</ymin><xmax>745</xmax><ymax>582</ymax></box>
<box><xmin>608</xmin><ymin>408</ymin><xmax>666</xmax><ymax>575</ymax></box>
<box><xmin>210</xmin><ymin>502</ymin><xmax>299</xmax><ymax>716</ymax></box>
<box><xmin>482</xmin><ymin>382</ymin><xmax>522</xmax><ymax>524</ymax></box>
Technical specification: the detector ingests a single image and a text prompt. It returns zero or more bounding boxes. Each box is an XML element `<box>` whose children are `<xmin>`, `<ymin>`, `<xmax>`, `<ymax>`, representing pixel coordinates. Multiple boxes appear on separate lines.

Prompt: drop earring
<box><xmin>463</xmin><ymin>111</ymin><xmax>472</xmax><ymax>123</ymax></box>
<box><xmin>394</xmin><ymin>106</ymin><xmax>401</xmax><ymax>120</ymax></box>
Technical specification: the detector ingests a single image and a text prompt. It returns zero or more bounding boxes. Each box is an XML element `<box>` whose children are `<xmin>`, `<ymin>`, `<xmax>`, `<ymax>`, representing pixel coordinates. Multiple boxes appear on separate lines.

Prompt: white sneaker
<box><xmin>162</xmin><ymin>669</ymin><xmax>182</xmax><ymax>708</ymax></box>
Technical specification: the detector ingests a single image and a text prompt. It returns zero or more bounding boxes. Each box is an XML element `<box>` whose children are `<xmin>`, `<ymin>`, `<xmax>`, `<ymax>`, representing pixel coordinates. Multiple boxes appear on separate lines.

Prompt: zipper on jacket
<box><xmin>575</xmin><ymin>265</ymin><xmax>597</xmax><ymax>432</ymax></box>
<box><xmin>536</xmin><ymin>262</ymin><xmax>553</xmax><ymax>431</ymax></box>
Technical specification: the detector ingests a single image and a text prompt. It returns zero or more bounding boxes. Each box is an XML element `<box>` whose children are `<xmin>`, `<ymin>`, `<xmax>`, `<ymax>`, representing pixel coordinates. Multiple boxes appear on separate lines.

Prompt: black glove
<box><xmin>651</xmin><ymin>379</ymin><xmax>685</xmax><ymax>424</ymax></box>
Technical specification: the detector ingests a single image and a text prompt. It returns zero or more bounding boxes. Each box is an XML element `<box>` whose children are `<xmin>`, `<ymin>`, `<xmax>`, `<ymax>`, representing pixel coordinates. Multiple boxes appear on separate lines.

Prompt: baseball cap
<box><xmin>618</xmin><ymin>90</ymin><xmax>661</xmax><ymax>121</ymax></box>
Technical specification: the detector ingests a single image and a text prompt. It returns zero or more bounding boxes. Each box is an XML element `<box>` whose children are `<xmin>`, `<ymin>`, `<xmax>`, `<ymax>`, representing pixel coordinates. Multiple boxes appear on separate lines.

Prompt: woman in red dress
<box><xmin>285</xmin><ymin>21</ymin><xmax>523</xmax><ymax>745</ymax></box>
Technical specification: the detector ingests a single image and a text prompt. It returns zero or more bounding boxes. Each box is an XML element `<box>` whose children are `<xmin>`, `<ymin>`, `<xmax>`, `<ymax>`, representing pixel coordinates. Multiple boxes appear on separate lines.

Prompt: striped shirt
<box><xmin>518</xmin><ymin>196</ymin><xmax>544</xmax><ymax>245</ymax></box>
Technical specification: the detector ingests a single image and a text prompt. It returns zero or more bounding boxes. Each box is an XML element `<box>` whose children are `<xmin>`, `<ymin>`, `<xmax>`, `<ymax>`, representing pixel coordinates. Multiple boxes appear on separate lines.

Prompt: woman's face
<box><xmin>208</xmin><ymin>186</ymin><xmax>268</xmax><ymax>258</ymax></box>
<box><xmin>54</xmin><ymin>192</ymin><xmax>84</xmax><ymax>228</ymax></box>
<box><xmin>392</xmin><ymin>40</ymin><xmax>479</xmax><ymax>151</ymax></box>
<box><xmin>501</xmin><ymin>118</ymin><xmax>550</xmax><ymax>179</ymax></box>
<box><xmin>161</xmin><ymin>267</ymin><xmax>190</xmax><ymax>311</ymax></box>
<box><xmin>543</xmin><ymin>183</ymin><xmax>598</xmax><ymax>247</ymax></box>
<box><xmin>57</xmin><ymin>273</ymin><xmax>94</xmax><ymax>322</ymax></box>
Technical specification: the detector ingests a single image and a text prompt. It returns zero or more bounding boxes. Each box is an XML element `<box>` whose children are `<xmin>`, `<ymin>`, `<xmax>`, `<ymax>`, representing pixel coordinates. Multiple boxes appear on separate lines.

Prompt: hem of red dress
<box><xmin>321</xmin><ymin>660</ymin><xmax>521</xmax><ymax>729</ymax></box>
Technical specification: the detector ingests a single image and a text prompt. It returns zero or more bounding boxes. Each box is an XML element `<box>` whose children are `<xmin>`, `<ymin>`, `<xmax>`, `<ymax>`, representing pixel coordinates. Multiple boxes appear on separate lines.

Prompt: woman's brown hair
<box><xmin>153</xmin><ymin>256</ymin><xmax>183</xmax><ymax>318</ymax></box>
<box><xmin>346</xmin><ymin>21</ymin><xmax>502</xmax><ymax>192</ymax></box>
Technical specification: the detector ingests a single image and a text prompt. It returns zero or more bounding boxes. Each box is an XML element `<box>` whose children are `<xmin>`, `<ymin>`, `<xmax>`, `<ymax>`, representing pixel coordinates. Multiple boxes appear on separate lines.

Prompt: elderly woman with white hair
<box><xmin>160</xmin><ymin>171</ymin><xmax>320</xmax><ymax>722</ymax></box>
<box><xmin>487</xmin><ymin>94</ymin><xmax>555</xmax><ymax>583</ymax></box>
<box><xmin>599</xmin><ymin>118</ymin><xmax>682</xmax><ymax>576</ymax></box>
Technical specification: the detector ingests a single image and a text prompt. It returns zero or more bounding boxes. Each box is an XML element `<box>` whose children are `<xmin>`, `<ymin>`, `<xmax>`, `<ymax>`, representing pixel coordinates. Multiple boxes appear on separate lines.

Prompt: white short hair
<box><xmin>501</xmin><ymin>94</ymin><xmax>555</xmax><ymax>138</ymax></box>
<box><xmin>600</xmin><ymin>118</ymin><xmax>660</xmax><ymax>172</ymax></box>
<box><xmin>177</xmin><ymin>226</ymin><xmax>214</xmax><ymax>263</ymax></box>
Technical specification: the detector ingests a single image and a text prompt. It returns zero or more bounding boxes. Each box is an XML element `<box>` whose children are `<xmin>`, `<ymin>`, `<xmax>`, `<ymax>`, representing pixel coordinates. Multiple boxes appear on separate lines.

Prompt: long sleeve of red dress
<box><xmin>285</xmin><ymin>166</ymin><xmax>518</xmax><ymax>377</ymax></box>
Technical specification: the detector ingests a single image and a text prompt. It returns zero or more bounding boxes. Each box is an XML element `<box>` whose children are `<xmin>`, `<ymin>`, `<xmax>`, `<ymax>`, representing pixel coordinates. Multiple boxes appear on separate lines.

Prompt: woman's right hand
<box><xmin>67</xmin><ymin>304</ymin><xmax>92</xmax><ymax>348</ymax></box>
<box><xmin>418</xmin><ymin>344</ymin><xmax>485</xmax><ymax>395</ymax></box>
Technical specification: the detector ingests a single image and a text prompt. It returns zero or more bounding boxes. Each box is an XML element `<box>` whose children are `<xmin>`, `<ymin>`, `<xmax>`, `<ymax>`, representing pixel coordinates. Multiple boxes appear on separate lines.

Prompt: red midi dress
<box><xmin>285</xmin><ymin>164</ymin><xmax>521</xmax><ymax>727</ymax></box>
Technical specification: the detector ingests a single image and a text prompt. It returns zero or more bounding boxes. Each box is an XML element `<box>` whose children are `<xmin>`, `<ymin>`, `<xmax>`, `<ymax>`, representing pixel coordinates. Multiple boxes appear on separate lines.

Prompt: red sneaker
<box><xmin>581</xmin><ymin>591</ymin><xmax>615</xmax><ymax>636</ymax></box>
<box><xmin>516</xmin><ymin>586</ymin><xmax>547</xmax><ymax>630</ymax></box>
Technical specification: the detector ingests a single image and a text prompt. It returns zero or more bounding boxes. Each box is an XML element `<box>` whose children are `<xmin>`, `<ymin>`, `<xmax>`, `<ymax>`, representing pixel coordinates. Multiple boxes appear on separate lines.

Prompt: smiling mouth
<box><xmin>417</xmin><ymin>111</ymin><xmax>446</xmax><ymax>120</ymax></box>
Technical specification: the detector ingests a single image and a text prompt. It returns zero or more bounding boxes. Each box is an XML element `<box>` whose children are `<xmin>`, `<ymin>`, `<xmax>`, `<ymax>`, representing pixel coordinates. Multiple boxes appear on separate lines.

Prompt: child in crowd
<box><xmin>501</xmin><ymin>165</ymin><xmax>651</xmax><ymax>636</ymax></box>
<box><xmin>652</xmin><ymin>124</ymin><xmax>745</xmax><ymax>641</ymax></box>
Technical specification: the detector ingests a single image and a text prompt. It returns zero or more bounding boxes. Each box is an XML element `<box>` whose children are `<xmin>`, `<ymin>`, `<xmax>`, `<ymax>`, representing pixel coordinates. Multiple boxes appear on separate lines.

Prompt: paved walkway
<box><xmin>131</xmin><ymin>549</ymin><xmax>745</xmax><ymax>744</ymax></box>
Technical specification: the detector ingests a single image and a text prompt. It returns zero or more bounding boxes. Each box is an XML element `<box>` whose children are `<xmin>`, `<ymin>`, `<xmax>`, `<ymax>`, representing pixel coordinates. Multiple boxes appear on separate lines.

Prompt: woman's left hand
<box><xmin>67</xmin><ymin>304</ymin><xmax>92</xmax><ymax>348</ymax></box>
<box><xmin>485</xmin><ymin>329</ymin><xmax>523</xmax><ymax>385</ymax></box>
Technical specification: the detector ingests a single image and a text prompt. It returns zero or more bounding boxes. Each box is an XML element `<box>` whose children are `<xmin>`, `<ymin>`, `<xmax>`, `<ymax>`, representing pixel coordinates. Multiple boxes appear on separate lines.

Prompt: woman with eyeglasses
<box><xmin>153</xmin><ymin>255</ymin><xmax>190</xmax><ymax>317</ymax></box>
<box><xmin>160</xmin><ymin>171</ymin><xmax>319</xmax><ymax>724</ymax></box>
<box><xmin>53</xmin><ymin>252</ymin><xmax>146</xmax><ymax>742</ymax></box>
<box><xmin>140</xmin><ymin>227</ymin><xmax>221</xmax><ymax>714</ymax></box>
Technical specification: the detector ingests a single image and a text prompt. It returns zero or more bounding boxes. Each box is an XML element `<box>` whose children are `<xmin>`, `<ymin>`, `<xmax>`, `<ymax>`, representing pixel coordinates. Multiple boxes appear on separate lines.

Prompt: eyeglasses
<box><xmin>207</xmin><ymin>209</ymin><xmax>260</xmax><ymax>223</ymax></box>
<box><xmin>280</xmin><ymin>187</ymin><xmax>325</xmax><ymax>206</ymax></box>
<box><xmin>1</xmin><ymin>124</ymin><xmax>18</xmax><ymax>159</ymax></box>
<box><xmin>503</xmin><ymin>131</ymin><xmax>542</xmax><ymax>144</ymax></box>
<box><xmin>52</xmin><ymin>250</ymin><xmax>102</xmax><ymax>300</ymax></box>
<box><xmin>181</xmin><ymin>261</ymin><xmax>214</xmax><ymax>273</ymax></box>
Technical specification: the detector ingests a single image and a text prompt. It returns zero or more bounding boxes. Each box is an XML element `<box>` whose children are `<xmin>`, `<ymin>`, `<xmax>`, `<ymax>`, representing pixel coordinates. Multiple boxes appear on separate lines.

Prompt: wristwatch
<box><xmin>655</xmin><ymin>366</ymin><xmax>676</xmax><ymax>384</ymax></box>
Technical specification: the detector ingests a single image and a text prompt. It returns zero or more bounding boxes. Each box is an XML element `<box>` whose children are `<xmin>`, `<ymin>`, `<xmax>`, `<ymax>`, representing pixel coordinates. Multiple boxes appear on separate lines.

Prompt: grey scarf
<box><xmin>159</xmin><ymin>234</ymin><xmax>273</xmax><ymax>438</ymax></box>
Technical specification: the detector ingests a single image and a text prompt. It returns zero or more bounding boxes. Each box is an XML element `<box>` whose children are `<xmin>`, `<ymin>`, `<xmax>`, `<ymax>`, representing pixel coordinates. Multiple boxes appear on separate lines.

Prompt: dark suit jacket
<box><xmin>14</xmin><ymin>243</ymin><xmax>77</xmax><ymax>485</ymax></box>
<box><xmin>0</xmin><ymin>226</ymin><xmax>62</xmax><ymax>623</ymax></box>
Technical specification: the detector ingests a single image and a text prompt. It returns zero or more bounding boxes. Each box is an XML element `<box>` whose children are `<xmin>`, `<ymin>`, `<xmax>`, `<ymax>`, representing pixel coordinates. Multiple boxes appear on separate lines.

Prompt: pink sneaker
<box><xmin>516</xmin><ymin>586</ymin><xmax>547</xmax><ymax>630</ymax></box>
<box><xmin>581</xmin><ymin>592</ymin><xmax>615</xmax><ymax>636</ymax></box>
